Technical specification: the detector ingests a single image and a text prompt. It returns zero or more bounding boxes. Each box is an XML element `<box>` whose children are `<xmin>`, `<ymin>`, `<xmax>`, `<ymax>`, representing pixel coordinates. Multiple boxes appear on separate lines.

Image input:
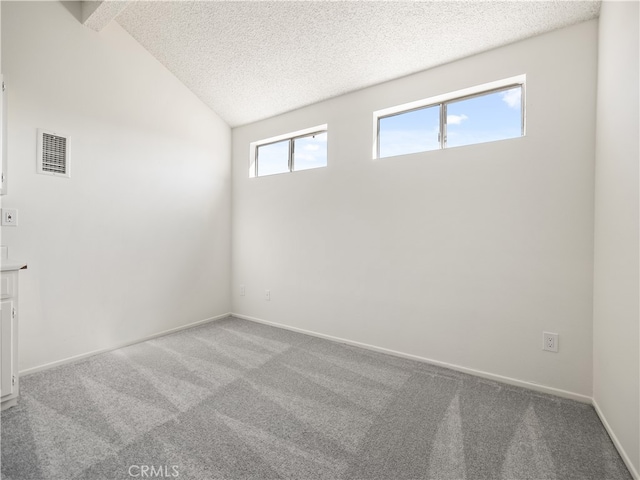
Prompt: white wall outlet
<box><xmin>1</xmin><ymin>209</ymin><xmax>17</xmax><ymax>226</ymax></box>
<box><xmin>265</xmin><ymin>289</ymin><xmax>270</xmax><ymax>301</ymax></box>
<box><xmin>240</xmin><ymin>285</ymin><xmax>245</xmax><ymax>296</ymax></box>
<box><xmin>543</xmin><ymin>332</ymin><xmax>559</xmax><ymax>352</ymax></box>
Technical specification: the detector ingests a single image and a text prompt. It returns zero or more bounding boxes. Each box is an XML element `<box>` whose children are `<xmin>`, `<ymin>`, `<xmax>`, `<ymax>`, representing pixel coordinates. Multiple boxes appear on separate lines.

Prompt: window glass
<box><xmin>293</xmin><ymin>132</ymin><xmax>328</xmax><ymax>171</ymax></box>
<box><xmin>256</xmin><ymin>140</ymin><xmax>289</xmax><ymax>177</ymax></box>
<box><xmin>379</xmin><ymin>105</ymin><xmax>440</xmax><ymax>158</ymax></box>
<box><xmin>445</xmin><ymin>87</ymin><xmax>522</xmax><ymax>148</ymax></box>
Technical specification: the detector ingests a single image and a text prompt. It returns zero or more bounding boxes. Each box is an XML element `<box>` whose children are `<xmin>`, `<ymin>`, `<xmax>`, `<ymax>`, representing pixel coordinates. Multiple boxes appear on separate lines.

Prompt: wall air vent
<box><xmin>37</xmin><ymin>129</ymin><xmax>70</xmax><ymax>178</ymax></box>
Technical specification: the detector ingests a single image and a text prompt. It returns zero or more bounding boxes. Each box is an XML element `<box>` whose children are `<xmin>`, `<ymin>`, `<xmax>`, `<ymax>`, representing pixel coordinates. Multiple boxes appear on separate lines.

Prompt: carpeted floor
<box><xmin>0</xmin><ymin>316</ymin><xmax>632</xmax><ymax>480</ymax></box>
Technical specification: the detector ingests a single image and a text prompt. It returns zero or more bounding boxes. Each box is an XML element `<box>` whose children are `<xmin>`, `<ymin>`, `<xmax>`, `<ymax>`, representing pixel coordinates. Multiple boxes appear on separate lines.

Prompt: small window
<box><xmin>250</xmin><ymin>125</ymin><xmax>328</xmax><ymax>177</ymax></box>
<box><xmin>375</xmin><ymin>76</ymin><xmax>525</xmax><ymax>158</ymax></box>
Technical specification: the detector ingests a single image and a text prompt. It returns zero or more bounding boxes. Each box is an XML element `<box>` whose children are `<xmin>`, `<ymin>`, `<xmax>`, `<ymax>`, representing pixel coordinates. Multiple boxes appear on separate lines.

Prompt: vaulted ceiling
<box><xmin>82</xmin><ymin>1</ymin><xmax>601</xmax><ymax>127</ymax></box>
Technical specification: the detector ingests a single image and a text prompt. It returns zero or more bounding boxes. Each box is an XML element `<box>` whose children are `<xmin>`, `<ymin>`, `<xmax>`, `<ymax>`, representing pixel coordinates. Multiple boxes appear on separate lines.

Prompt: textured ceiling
<box><xmin>115</xmin><ymin>1</ymin><xmax>600</xmax><ymax>127</ymax></box>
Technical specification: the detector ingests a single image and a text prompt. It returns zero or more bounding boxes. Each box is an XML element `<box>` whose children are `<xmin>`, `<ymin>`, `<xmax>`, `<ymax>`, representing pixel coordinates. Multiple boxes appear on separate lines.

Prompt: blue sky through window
<box><xmin>446</xmin><ymin>87</ymin><xmax>522</xmax><ymax>148</ymax></box>
<box><xmin>257</xmin><ymin>140</ymin><xmax>289</xmax><ymax>176</ymax></box>
<box><xmin>379</xmin><ymin>105</ymin><xmax>440</xmax><ymax>158</ymax></box>
<box><xmin>378</xmin><ymin>86</ymin><xmax>522</xmax><ymax>157</ymax></box>
<box><xmin>294</xmin><ymin>132</ymin><xmax>327</xmax><ymax>171</ymax></box>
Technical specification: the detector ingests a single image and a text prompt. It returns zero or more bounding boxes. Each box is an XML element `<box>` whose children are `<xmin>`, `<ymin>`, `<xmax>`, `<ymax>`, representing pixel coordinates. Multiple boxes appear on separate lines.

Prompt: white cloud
<box><xmin>447</xmin><ymin>114</ymin><xmax>468</xmax><ymax>125</ymax></box>
<box><xmin>502</xmin><ymin>88</ymin><xmax>521</xmax><ymax>109</ymax></box>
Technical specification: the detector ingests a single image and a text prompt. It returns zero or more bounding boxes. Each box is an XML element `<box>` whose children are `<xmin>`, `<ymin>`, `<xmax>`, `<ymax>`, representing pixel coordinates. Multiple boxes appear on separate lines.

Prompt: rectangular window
<box><xmin>374</xmin><ymin>76</ymin><xmax>525</xmax><ymax>158</ymax></box>
<box><xmin>250</xmin><ymin>125</ymin><xmax>328</xmax><ymax>177</ymax></box>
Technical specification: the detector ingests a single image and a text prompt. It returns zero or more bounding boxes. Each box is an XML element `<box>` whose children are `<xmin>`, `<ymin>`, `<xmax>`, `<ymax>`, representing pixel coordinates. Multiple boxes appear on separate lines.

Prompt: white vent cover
<box><xmin>37</xmin><ymin>129</ymin><xmax>70</xmax><ymax>178</ymax></box>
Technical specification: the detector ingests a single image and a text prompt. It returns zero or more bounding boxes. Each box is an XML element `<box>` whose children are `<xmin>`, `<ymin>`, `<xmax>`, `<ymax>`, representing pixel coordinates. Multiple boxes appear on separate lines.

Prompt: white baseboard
<box><xmin>593</xmin><ymin>399</ymin><xmax>639</xmax><ymax>480</ymax></box>
<box><xmin>20</xmin><ymin>313</ymin><xmax>231</xmax><ymax>377</ymax></box>
<box><xmin>231</xmin><ymin>312</ymin><xmax>592</xmax><ymax>404</ymax></box>
<box><xmin>233</xmin><ymin>313</ymin><xmax>640</xmax><ymax>477</ymax></box>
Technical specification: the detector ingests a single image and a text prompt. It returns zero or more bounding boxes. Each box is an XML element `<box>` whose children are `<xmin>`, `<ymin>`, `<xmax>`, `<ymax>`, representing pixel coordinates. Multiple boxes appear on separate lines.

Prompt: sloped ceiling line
<box><xmin>79</xmin><ymin>1</ymin><xmax>600</xmax><ymax>127</ymax></box>
<box><xmin>82</xmin><ymin>0</ymin><xmax>130</xmax><ymax>32</ymax></box>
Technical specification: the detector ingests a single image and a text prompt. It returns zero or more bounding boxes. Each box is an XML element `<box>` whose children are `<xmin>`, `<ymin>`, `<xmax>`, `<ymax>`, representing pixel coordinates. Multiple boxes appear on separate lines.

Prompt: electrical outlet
<box><xmin>240</xmin><ymin>285</ymin><xmax>245</xmax><ymax>296</ymax></box>
<box><xmin>265</xmin><ymin>289</ymin><xmax>270</xmax><ymax>301</ymax></box>
<box><xmin>542</xmin><ymin>332</ymin><xmax>559</xmax><ymax>352</ymax></box>
<box><xmin>1</xmin><ymin>209</ymin><xmax>17</xmax><ymax>226</ymax></box>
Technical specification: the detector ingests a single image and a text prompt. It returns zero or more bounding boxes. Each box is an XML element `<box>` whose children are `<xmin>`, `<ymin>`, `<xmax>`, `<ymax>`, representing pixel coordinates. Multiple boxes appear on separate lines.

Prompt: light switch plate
<box><xmin>1</xmin><ymin>209</ymin><xmax>17</xmax><ymax>226</ymax></box>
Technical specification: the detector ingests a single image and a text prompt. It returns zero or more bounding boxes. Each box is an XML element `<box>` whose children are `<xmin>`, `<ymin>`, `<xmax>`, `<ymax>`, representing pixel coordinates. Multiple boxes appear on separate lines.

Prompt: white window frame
<box><xmin>372</xmin><ymin>74</ymin><xmax>526</xmax><ymax>159</ymax></box>
<box><xmin>249</xmin><ymin>124</ymin><xmax>328</xmax><ymax>178</ymax></box>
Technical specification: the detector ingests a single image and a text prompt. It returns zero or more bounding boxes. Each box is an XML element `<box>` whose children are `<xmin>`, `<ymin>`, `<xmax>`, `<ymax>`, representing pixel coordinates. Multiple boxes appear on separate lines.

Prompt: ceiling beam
<box><xmin>82</xmin><ymin>1</ymin><xmax>130</xmax><ymax>32</ymax></box>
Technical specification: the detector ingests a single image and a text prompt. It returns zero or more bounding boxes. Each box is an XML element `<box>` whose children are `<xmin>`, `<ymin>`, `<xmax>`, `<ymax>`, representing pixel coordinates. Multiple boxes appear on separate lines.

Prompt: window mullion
<box><xmin>255</xmin><ymin>146</ymin><xmax>259</xmax><ymax>177</ymax></box>
<box><xmin>521</xmin><ymin>83</ymin><xmax>526</xmax><ymax>135</ymax></box>
<box><xmin>376</xmin><ymin>119</ymin><xmax>381</xmax><ymax>159</ymax></box>
<box><xmin>289</xmin><ymin>139</ymin><xmax>294</xmax><ymax>172</ymax></box>
<box><xmin>439</xmin><ymin>103</ymin><xmax>447</xmax><ymax>149</ymax></box>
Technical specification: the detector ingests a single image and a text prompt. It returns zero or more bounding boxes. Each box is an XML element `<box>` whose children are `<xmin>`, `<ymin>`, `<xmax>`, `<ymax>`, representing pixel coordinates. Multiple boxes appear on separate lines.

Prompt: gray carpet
<box><xmin>0</xmin><ymin>316</ymin><xmax>632</xmax><ymax>480</ymax></box>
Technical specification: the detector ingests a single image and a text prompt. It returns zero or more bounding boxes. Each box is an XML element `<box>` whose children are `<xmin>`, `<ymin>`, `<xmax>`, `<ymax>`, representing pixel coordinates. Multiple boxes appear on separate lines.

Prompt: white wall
<box><xmin>232</xmin><ymin>20</ymin><xmax>598</xmax><ymax>398</ymax></box>
<box><xmin>1</xmin><ymin>1</ymin><xmax>231</xmax><ymax>372</ymax></box>
<box><xmin>593</xmin><ymin>1</ymin><xmax>640</xmax><ymax>476</ymax></box>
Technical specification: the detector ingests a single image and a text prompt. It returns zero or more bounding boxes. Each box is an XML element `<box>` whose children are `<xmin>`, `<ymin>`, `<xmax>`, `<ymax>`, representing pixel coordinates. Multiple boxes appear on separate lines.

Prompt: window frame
<box><xmin>250</xmin><ymin>125</ymin><xmax>328</xmax><ymax>178</ymax></box>
<box><xmin>373</xmin><ymin>75</ymin><xmax>526</xmax><ymax>159</ymax></box>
